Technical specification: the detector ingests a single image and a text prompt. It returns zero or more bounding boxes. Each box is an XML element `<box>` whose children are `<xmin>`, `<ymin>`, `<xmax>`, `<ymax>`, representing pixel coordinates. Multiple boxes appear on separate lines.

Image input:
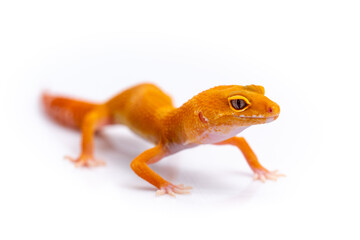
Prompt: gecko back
<box><xmin>106</xmin><ymin>83</ymin><xmax>176</xmax><ymax>143</ymax></box>
<box><xmin>42</xmin><ymin>83</ymin><xmax>176</xmax><ymax>143</ymax></box>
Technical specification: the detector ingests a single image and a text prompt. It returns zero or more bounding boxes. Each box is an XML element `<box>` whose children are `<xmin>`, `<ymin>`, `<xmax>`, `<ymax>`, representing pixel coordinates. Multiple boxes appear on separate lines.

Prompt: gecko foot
<box><xmin>65</xmin><ymin>154</ymin><xmax>106</xmax><ymax>167</ymax></box>
<box><xmin>253</xmin><ymin>169</ymin><xmax>285</xmax><ymax>183</ymax></box>
<box><xmin>156</xmin><ymin>183</ymin><xmax>192</xmax><ymax>197</ymax></box>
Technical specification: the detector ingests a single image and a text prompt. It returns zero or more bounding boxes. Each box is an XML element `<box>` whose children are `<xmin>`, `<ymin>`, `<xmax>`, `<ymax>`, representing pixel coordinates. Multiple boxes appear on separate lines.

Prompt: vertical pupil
<box><xmin>237</xmin><ymin>99</ymin><xmax>241</xmax><ymax>108</ymax></box>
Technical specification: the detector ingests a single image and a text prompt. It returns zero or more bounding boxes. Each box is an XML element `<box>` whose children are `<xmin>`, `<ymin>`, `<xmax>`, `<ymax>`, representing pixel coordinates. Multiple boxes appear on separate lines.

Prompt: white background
<box><xmin>1</xmin><ymin>1</ymin><xmax>359</xmax><ymax>239</ymax></box>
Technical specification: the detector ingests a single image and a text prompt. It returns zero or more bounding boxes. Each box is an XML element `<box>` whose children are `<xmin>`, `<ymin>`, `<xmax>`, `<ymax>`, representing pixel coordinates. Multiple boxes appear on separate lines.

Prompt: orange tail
<box><xmin>42</xmin><ymin>92</ymin><xmax>100</xmax><ymax>129</ymax></box>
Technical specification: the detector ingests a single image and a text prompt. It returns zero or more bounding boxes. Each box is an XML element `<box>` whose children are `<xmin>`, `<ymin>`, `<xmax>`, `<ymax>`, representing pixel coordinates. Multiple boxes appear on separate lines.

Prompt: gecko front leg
<box><xmin>215</xmin><ymin>137</ymin><xmax>285</xmax><ymax>182</ymax></box>
<box><xmin>130</xmin><ymin>145</ymin><xmax>192</xmax><ymax>196</ymax></box>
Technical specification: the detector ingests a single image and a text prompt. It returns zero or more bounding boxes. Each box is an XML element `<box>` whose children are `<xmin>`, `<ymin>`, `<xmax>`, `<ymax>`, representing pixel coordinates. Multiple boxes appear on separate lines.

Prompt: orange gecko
<box><xmin>42</xmin><ymin>83</ymin><xmax>283</xmax><ymax>196</ymax></box>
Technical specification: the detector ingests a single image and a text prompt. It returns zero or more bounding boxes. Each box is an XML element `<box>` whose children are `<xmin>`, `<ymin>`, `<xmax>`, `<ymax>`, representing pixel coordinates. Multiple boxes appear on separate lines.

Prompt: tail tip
<box><xmin>41</xmin><ymin>90</ymin><xmax>53</xmax><ymax>108</ymax></box>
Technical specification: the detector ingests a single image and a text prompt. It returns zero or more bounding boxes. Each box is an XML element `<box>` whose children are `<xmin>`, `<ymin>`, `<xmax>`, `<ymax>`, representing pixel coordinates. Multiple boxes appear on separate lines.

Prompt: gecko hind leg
<box><xmin>66</xmin><ymin>106</ymin><xmax>112</xmax><ymax>167</ymax></box>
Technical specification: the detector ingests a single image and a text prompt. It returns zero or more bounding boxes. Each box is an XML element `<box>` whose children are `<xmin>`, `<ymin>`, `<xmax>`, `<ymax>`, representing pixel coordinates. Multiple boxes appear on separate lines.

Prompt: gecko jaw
<box><xmin>234</xmin><ymin>114</ymin><xmax>279</xmax><ymax>119</ymax></box>
<box><xmin>234</xmin><ymin>114</ymin><xmax>279</xmax><ymax>123</ymax></box>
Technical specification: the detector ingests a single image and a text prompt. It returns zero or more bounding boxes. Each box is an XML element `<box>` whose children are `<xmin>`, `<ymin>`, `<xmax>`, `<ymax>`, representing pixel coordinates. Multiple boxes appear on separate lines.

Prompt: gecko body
<box><xmin>43</xmin><ymin>83</ymin><xmax>283</xmax><ymax>196</ymax></box>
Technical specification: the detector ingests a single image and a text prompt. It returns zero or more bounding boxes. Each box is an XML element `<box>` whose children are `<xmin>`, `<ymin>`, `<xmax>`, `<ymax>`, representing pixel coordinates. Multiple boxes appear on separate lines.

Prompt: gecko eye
<box><xmin>231</xmin><ymin>99</ymin><xmax>247</xmax><ymax>110</ymax></box>
<box><xmin>228</xmin><ymin>96</ymin><xmax>251</xmax><ymax>112</ymax></box>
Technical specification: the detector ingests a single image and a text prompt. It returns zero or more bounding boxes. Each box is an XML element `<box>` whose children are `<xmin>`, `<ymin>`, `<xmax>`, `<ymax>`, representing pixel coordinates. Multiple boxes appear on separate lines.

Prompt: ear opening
<box><xmin>198</xmin><ymin>111</ymin><xmax>208</xmax><ymax>123</ymax></box>
<box><xmin>244</xmin><ymin>85</ymin><xmax>265</xmax><ymax>95</ymax></box>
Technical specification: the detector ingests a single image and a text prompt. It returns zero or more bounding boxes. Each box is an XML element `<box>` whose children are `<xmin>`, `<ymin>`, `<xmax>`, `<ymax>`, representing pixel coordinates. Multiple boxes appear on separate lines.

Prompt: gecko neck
<box><xmin>161</xmin><ymin>106</ymin><xmax>190</xmax><ymax>147</ymax></box>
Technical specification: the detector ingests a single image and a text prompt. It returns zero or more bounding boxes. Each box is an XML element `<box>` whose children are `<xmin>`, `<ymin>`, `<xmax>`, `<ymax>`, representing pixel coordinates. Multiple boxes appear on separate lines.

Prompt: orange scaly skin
<box><xmin>42</xmin><ymin>83</ymin><xmax>283</xmax><ymax>196</ymax></box>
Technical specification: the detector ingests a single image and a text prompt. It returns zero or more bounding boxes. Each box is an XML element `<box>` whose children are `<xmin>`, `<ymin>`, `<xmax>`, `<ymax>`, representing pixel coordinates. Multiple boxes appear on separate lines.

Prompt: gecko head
<box><xmin>193</xmin><ymin>85</ymin><xmax>280</xmax><ymax>127</ymax></box>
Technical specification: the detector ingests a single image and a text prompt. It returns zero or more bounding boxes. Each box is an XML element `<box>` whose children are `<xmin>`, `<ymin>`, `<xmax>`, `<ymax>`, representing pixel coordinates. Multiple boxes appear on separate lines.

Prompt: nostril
<box><xmin>268</xmin><ymin>107</ymin><xmax>273</xmax><ymax>113</ymax></box>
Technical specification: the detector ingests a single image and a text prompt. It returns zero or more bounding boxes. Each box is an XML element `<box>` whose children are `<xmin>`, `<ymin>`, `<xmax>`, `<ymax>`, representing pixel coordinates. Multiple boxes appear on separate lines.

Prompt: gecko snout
<box><xmin>267</xmin><ymin>102</ymin><xmax>280</xmax><ymax>117</ymax></box>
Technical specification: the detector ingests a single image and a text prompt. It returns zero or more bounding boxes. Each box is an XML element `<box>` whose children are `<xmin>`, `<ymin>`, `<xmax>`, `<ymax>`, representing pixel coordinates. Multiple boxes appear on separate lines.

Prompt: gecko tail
<box><xmin>42</xmin><ymin>92</ymin><xmax>100</xmax><ymax>129</ymax></box>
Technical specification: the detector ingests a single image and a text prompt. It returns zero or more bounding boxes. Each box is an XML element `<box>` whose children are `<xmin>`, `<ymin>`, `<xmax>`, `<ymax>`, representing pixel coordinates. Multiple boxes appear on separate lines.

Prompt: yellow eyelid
<box><xmin>228</xmin><ymin>95</ymin><xmax>251</xmax><ymax>112</ymax></box>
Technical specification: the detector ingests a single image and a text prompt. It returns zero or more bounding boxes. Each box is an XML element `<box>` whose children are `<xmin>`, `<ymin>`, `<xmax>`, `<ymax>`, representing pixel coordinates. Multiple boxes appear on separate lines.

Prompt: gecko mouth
<box><xmin>235</xmin><ymin>114</ymin><xmax>279</xmax><ymax>119</ymax></box>
<box><xmin>234</xmin><ymin>115</ymin><xmax>279</xmax><ymax>122</ymax></box>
